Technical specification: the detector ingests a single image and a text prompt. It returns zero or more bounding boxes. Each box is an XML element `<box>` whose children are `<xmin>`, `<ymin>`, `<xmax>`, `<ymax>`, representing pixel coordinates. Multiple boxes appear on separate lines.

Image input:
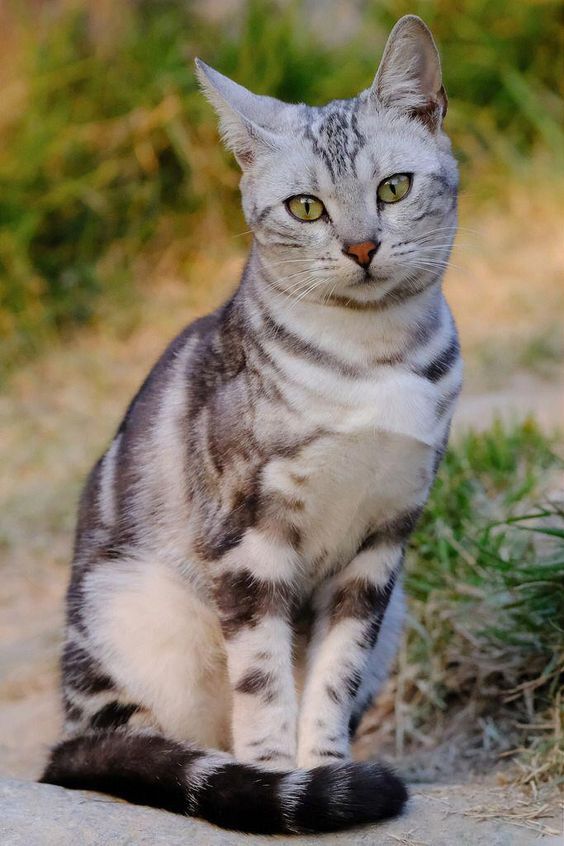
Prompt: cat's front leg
<box><xmin>212</xmin><ymin>534</ymin><xmax>298</xmax><ymax>771</ymax></box>
<box><xmin>297</xmin><ymin>539</ymin><xmax>404</xmax><ymax>768</ymax></box>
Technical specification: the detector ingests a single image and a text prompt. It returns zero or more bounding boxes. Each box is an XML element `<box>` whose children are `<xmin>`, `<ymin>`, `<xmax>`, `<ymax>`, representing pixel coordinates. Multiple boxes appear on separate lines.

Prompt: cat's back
<box><xmin>73</xmin><ymin>305</ymin><xmax>232</xmax><ymax>566</ymax></box>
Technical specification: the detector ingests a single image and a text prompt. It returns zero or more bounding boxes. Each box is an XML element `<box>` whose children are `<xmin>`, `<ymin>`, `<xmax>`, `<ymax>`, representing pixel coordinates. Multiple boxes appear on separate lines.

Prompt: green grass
<box><xmin>0</xmin><ymin>0</ymin><xmax>563</xmax><ymax>372</ymax></box>
<box><xmin>404</xmin><ymin>419</ymin><xmax>564</xmax><ymax>787</ymax></box>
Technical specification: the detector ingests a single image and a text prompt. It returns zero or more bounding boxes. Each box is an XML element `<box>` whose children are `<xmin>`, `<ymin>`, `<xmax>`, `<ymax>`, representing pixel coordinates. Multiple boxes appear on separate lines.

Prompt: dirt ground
<box><xmin>1</xmin><ymin>186</ymin><xmax>562</xmax><ymax>836</ymax></box>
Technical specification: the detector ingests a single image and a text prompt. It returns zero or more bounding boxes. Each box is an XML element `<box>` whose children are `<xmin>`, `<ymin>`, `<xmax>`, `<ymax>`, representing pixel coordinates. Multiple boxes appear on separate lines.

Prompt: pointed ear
<box><xmin>371</xmin><ymin>15</ymin><xmax>447</xmax><ymax>130</ymax></box>
<box><xmin>195</xmin><ymin>59</ymin><xmax>285</xmax><ymax>168</ymax></box>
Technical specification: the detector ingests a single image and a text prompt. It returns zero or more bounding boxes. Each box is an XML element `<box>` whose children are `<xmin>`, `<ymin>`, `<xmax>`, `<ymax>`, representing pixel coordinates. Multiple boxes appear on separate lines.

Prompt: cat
<box><xmin>41</xmin><ymin>15</ymin><xmax>462</xmax><ymax>835</ymax></box>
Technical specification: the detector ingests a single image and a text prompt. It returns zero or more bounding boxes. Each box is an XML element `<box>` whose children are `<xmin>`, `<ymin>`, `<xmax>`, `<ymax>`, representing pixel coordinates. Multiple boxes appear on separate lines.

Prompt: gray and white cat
<box><xmin>42</xmin><ymin>15</ymin><xmax>462</xmax><ymax>834</ymax></box>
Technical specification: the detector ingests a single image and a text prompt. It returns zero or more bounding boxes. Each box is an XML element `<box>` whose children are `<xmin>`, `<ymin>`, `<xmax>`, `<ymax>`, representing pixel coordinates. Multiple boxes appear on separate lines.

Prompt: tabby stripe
<box><xmin>326</xmin><ymin>273</ymin><xmax>440</xmax><ymax>312</ymax></box>
<box><xmin>62</xmin><ymin>641</ymin><xmax>114</xmax><ymax>695</ymax></box>
<box><xmin>436</xmin><ymin>386</ymin><xmax>461</xmax><ymax>417</ymax></box>
<box><xmin>416</xmin><ymin>335</ymin><xmax>460</xmax><ymax>382</ymax></box>
<box><xmin>213</xmin><ymin>569</ymin><xmax>293</xmax><ymax>638</ymax></box>
<box><xmin>330</xmin><ymin>571</ymin><xmax>397</xmax><ymax>620</ymax></box>
<box><xmin>185</xmin><ymin>753</ymin><xmax>233</xmax><ymax>815</ymax></box>
<box><xmin>89</xmin><ymin>701</ymin><xmax>139</xmax><ymax>730</ymax></box>
<box><xmin>257</xmin><ymin>301</ymin><xmax>361</xmax><ymax>378</ymax></box>
<box><xmin>359</xmin><ymin>507</ymin><xmax>422</xmax><ymax>551</ymax></box>
<box><xmin>235</xmin><ymin>668</ymin><xmax>276</xmax><ymax>701</ymax></box>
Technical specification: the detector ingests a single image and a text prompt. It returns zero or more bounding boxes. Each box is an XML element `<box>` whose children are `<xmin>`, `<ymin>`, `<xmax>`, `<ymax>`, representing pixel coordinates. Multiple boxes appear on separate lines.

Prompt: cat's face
<box><xmin>197</xmin><ymin>15</ymin><xmax>458</xmax><ymax>307</ymax></box>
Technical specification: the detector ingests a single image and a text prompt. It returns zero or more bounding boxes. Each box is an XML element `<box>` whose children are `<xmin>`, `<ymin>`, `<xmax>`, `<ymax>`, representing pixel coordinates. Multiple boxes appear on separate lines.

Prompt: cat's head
<box><xmin>196</xmin><ymin>15</ymin><xmax>458</xmax><ymax>308</ymax></box>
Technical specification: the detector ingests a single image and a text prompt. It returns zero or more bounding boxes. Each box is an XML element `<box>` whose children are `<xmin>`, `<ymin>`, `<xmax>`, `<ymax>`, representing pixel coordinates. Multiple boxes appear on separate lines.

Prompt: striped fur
<box><xmin>41</xmin><ymin>734</ymin><xmax>406</xmax><ymax>834</ymax></box>
<box><xmin>42</xmin><ymin>16</ymin><xmax>462</xmax><ymax>834</ymax></box>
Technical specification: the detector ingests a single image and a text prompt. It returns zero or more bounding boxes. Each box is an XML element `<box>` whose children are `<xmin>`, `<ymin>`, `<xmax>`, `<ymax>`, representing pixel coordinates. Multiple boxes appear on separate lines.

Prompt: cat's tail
<box><xmin>40</xmin><ymin>731</ymin><xmax>407</xmax><ymax>834</ymax></box>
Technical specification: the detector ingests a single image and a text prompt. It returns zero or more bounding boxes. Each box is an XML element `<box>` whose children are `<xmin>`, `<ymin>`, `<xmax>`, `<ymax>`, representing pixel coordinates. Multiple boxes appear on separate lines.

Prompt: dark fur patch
<box><xmin>196</xmin><ymin>477</ymin><xmax>261</xmax><ymax>560</ymax></box>
<box><xmin>360</xmin><ymin>507</ymin><xmax>423</xmax><ymax>551</ymax></box>
<box><xmin>330</xmin><ymin>578</ymin><xmax>381</xmax><ymax>624</ymax></box>
<box><xmin>344</xmin><ymin>668</ymin><xmax>362</xmax><ymax>699</ymax></box>
<box><xmin>195</xmin><ymin>763</ymin><xmax>284</xmax><ymax>834</ymax></box>
<box><xmin>436</xmin><ymin>386</ymin><xmax>461</xmax><ymax>418</ymax></box>
<box><xmin>312</xmin><ymin>749</ymin><xmax>346</xmax><ymax>759</ymax></box>
<box><xmin>90</xmin><ymin>702</ymin><xmax>140</xmax><ymax>730</ymax></box>
<box><xmin>348</xmin><ymin>710</ymin><xmax>362</xmax><ymax>738</ymax></box>
<box><xmin>62</xmin><ymin>641</ymin><xmax>114</xmax><ymax>695</ymax></box>
<box><xmin>213</xmin><ymin>569</ymin><xmax>293</xmax><ymax>639</ymax></box>
<box><xmin>254</xmin><ymin>749</ymin><xmax>291</xmax><ymax>763</ymax></box>
<box><xmin>329</xmin><ymin>570</ymin><xmax>398</xmax><ymax>674</ymax></box>
<box><xmin>292</xmin><ymin>762</ymin><xmax>408</xmax><ymax>833</ymax></box>
<box><xmin>303</xmin><ymin>100</ymin><xmax>365</xmax><ymax>181</ymax></box>
<box><xmin>235</xmin><ymin>668</ymin><xmax>275</xmax><ymax>698</ymax></box>
<box><xmin>62</xmin><ymin>693</ymin><xmax>83</xmax><ymax>722</ymax></box>
<box><xmin>41</xmin><ymin>733</ymin><xmax>202</xmax><ymax>814</ymax></box>
<box><xmin>416</xmin><ymin>335</ymin><xmax>460</xmax><ymax>383</ymax></box>
<box><xmin>326</xmin><ymin>683</ymin><xmax>342</xmax><ymax>705</ymax></box>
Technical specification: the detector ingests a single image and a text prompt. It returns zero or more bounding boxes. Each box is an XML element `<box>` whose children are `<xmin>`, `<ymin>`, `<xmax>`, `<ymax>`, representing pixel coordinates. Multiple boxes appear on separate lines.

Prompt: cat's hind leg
<box><xmin>66</xmin><ymin>556</ymin><xmax>231</xmax><ymax>749</ymax></box>
<box><xmin>349</xmin><ymin>580</ymin><xmax>406</xmax><ymax>737</ymax></box>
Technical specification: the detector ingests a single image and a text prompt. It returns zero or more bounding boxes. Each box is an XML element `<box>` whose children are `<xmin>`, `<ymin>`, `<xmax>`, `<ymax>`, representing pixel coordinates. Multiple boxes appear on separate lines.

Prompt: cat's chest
<box><xmin>262</xmin><ymin>371</ymin><xmax>444</xmax><ymax>571</ymax></box>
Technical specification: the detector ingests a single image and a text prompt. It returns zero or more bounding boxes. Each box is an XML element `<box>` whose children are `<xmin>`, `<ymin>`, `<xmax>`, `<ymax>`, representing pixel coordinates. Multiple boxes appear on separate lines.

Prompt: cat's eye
<box><xmin>286</xmin><ymin>195</ymin><xmax>326</xmax><ymax>222</ymax></box>
<box><xmin>377</xmin><ymin>173</ymin><xmax>412</xmax><ymax>204</ymax></box>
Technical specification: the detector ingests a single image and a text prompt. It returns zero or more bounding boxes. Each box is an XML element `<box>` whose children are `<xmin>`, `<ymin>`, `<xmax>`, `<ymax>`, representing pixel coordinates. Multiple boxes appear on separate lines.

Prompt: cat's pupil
<box><xmin>390</xmin><ymin>182</ymin><xmax>397</xmax><ymax>195</ymax></box>
<box><xmin>304</xmin><ymin>200</ymin><xmax>311</xmax><ymax>215</ymax></box>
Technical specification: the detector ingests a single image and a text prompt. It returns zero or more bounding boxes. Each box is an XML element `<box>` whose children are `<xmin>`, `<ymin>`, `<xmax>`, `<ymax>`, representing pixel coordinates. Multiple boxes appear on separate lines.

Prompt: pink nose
<box><xmin>342</xmin><ymin>240</ymin><xmax>379</xmax><ymax>269</ymax></box>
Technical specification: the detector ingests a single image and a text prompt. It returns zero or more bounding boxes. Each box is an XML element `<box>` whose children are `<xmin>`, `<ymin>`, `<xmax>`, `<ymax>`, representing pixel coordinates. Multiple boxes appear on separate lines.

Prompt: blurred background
<box><xmin>0</xmin><ymin>0</ymin><xmax>562</xmax><ymax>823</ymax></box>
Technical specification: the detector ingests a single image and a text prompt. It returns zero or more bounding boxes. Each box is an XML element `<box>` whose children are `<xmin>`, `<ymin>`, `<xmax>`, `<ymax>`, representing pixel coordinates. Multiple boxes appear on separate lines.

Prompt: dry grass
<box><xmin>464</xmin><ymin>797</ymin><xmax>561</xmax><ymax>837</ymax></box>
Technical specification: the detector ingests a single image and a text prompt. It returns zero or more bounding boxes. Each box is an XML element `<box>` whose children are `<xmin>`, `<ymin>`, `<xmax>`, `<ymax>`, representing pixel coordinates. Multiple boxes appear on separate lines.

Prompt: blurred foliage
<box><xmin>0</xmin><ymin>0</ymin><xmax>562</xmax><ymax>370</ymax></box>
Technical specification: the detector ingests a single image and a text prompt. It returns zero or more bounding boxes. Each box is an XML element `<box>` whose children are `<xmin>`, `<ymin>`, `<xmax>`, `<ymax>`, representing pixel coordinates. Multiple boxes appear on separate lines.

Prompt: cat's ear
<box><xmin>371</xmin><ymin>15</ymin><xmax>447</xmax><ymax>130</ymax></box>
<box><xmin>195</xmin><ymin>59</ymin><xmax>284</xmax><ymax>168</ymax></box>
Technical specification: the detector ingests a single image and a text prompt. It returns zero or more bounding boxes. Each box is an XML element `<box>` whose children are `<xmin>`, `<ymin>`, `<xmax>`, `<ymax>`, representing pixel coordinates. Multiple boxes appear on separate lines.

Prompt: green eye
<box><xmin>377</xmin><ymin>173</ymin><xmax>412</xmax><ymax>204</ymax></box>
<box><xmin>287</xmin><ymin>195</ymin><xmax>325</xmax><ymax>221</ymax></box>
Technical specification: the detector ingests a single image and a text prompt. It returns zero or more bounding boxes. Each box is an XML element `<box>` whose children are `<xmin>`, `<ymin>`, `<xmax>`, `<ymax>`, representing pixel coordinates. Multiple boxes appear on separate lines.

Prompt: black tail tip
<box><xmin>292</xmin><ymin>760</ymin><xmax>408</xmax><ymax>834</ymax></box>
<box><xmin>348</xmin><ymin>761</ymin><xmax>409</xmax><ymax>823</ymax></box>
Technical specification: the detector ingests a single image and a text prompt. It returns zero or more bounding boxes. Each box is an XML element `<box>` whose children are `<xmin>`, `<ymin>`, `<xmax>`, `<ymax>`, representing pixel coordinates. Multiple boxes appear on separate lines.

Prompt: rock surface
<box><xmin>1</xmin><ymin>777</ymin><xmax>556</xmax><ymax>845</ymax></box>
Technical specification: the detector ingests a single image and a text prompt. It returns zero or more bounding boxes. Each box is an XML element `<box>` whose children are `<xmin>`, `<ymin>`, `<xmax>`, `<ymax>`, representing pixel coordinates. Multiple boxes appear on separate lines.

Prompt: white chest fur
<box><xmin>262</xmin><ymin>367</ymin><xmax>446</xmax><ymax>573</ymax></box>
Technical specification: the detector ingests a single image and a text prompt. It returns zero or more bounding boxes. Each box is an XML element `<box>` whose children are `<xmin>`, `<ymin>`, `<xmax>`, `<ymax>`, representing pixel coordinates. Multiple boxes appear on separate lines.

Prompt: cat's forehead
<box><xmin>281</xmin><ymin>97</ymin><xmax>439</xmax><ymax>189</ymax></box>
<box><xmin>297</xmin><ymin>99</ymin><xmax>366</xmax><ymax>181</ymax></box>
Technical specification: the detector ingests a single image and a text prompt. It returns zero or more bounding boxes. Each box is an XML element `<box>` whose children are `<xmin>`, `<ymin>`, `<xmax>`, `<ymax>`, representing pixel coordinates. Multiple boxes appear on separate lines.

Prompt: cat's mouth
<box><xmin>351</xmin><ymin>269</ymin><xmax>392</xmax><ymax>285</ymax></box>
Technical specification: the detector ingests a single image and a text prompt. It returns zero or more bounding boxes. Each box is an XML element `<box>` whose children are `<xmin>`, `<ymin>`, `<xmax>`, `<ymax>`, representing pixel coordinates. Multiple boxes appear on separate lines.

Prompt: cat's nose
<box><xmin>342</xmin><ymin>240</ymin><xmax>379</xmax><ymax>269</ymax></box>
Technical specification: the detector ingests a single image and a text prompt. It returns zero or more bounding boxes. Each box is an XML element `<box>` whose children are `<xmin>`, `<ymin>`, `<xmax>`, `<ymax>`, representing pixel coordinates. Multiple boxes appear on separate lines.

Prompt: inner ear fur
<box><xmin>372</xmin><ymin>15</ymin><xmax>447</xmax><ymax>130</ymax></box>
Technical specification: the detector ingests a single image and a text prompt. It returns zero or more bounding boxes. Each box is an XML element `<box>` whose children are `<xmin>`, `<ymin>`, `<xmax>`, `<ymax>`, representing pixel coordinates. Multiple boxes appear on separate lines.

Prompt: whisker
<box><xmin>265</xmin><ymin>259</ymin><xmax>317</xmax><ymax>266</ymax></box>
<box><xmin>403</xmin><ymin>259</ymin><xmax>464</xmax><ymax>273</ymax></box>
<box><xmin>420</xmin><ymin>225</ymin><xmax>479</xmax><ymax>236</ymax></box>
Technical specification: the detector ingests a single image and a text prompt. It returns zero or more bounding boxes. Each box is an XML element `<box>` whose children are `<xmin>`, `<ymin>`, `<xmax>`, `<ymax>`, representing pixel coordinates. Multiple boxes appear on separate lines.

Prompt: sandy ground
<box><xmin>3</xmin><ymin>777</ymin><xmax>563</xmax><ymax>844</ymax></box>
<box><xmin>0</xmin><ymin>187</ymin><xmax>562</xmax><ymax>837</ymax></box>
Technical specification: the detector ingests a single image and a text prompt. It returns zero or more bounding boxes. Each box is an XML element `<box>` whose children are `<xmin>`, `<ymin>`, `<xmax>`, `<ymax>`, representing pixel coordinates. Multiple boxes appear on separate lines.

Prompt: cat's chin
<box><xmin>345</xmin><ymin>270</ymin><xmax>393</xmax><ymax>287</ymax></box>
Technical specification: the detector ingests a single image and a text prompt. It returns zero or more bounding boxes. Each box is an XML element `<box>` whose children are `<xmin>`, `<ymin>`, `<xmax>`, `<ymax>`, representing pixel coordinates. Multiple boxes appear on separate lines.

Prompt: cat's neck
<box><xmin>239</xmin><ymin>242</ymin><xmax>447</xmax><ymax>368</ymax></box>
